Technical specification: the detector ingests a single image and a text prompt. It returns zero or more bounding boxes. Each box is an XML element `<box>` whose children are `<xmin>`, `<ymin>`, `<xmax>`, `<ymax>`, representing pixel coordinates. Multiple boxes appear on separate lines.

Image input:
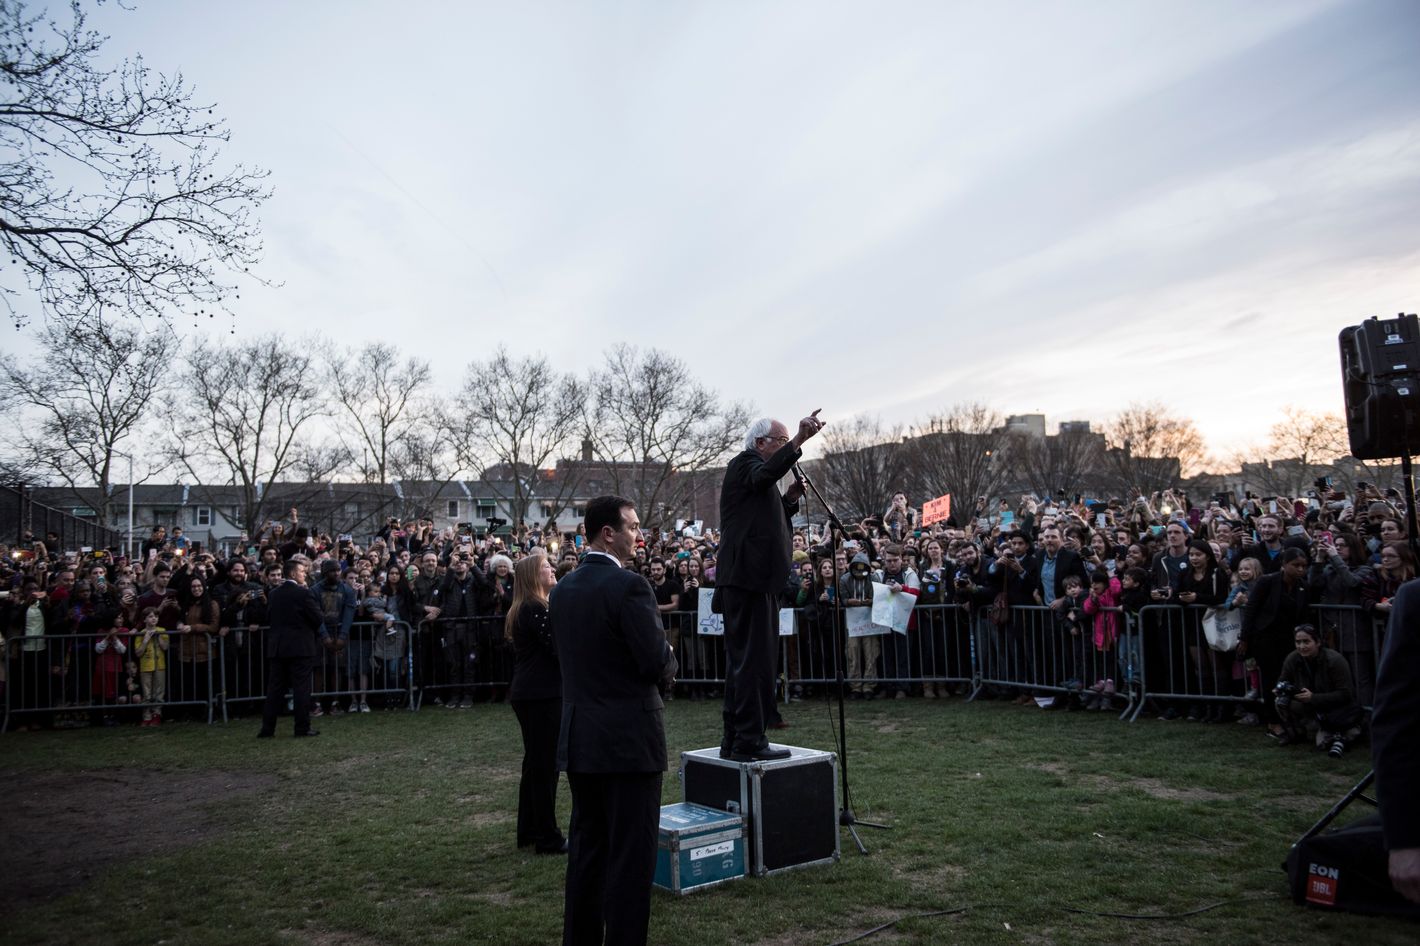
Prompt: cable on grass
<box><xmin>825</xmin><ymin>908</ymin><xmax>968</xmax><ymax>946</ymax></box>
<box><xmin>823</xmin><ymin>893</ymin><xmax>1291</xmax><ymax>945</ymax></box>
<box><xmin>1061</xmin><ymin>892</ymin><xmax>1290</xmax><ymax>919</ymax></box>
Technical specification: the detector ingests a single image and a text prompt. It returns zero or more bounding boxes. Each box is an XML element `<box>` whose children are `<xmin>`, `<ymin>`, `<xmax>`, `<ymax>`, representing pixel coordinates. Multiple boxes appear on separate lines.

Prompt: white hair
<box><xmin>487</xmin><ymin>554</ymin><xmax>514</xmax><ymax>574</ymax></box>
<box><xmin>744</xmin><ymin>418</ymin><xmax>776</xmax><ymax>451</ymax></box>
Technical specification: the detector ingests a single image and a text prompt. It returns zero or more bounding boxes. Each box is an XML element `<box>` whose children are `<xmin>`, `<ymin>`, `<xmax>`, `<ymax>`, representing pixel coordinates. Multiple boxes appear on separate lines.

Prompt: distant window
<box><xmin>195</xmin><ymin>506</ymin><xmax>212</xmax><ymax>526</ymax></box>
<box><xmin>447</xmin><ymin>500</ymin><xmax>459</xmax><ymax>518</ymax></box>
<box><xmin>541</xmin><ymin>504</ymin><xmax>556</xmax><ymax>519</ymax></box>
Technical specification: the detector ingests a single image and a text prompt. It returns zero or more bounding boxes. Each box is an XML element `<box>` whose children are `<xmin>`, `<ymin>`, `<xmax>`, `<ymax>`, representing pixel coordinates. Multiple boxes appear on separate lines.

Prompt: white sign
<box><xmin>846</xmin><ymin>606</ymin><xmax>886</xmax><ymax>638</ymax></box>
<box><xmin>697</xmin><ymin>593</ymin><xmax>724</xmax><ymax>637</ymax></box>
<box><xmin>873</xmin><ymin>582</ymin><xmax>918</xmax><ymax>636</ymax></box>
<box><xmin>696</xmin><ymin>594</ymin><xmax>795</xmax><ymax>637</ymax></box>
<box><xmin>846</xmin><ymin>582</ymin><xmax>917</xmax><ymax>636</ymax></box>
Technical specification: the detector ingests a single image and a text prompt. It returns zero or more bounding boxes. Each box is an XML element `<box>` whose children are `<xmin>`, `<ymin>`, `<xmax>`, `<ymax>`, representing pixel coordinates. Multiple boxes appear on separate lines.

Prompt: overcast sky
<box><xmin>75</xmin><ymin>0</ymin><xmax>1420</xmax><ymax>461</ymax></box>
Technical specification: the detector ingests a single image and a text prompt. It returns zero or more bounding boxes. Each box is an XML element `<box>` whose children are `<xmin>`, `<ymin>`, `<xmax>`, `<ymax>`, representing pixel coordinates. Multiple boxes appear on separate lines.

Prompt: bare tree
<box><xmin>1102</xmin><ymin>402</ymin><xmax>1208</xmax><ymax>495</ymax></box>
<box><xmin>167</xmin><ymin>335</ymin><xmax>338</xmax><ymax>532</ymax></box>
<box><xmin>814</xmin><ymin>414</ymin><xmax>908</xmax><ymax>521</ymax></box>
<box><xmin>0</xmin><ymin>0</ymin><xmax>268</xmax><ymax>327</ymax></box>
<box><xmin>327</xmin><ymin>341</ymin><xmax>430</xmax><ymax>483</ymax></box>
<box><xmin>447</xmin><ymin>346</ymin><xmax>584</xmax><ymax>526</ymax></box>
<box><xmin>901</xmin><ymin>403</ymin><xmax>1010</xmax><ymax>518</ymax></box>
<box><xmin>0</xmin><ymin>313</ymin><xmax>174</xmax><ymax>524</ymax></box>
<box><xmin>1007</xmin><ymin>425</ymin><xmax>1104</xmax><ymax>501</ymax></box>
<box><xmin>1232</xmin><ymin>406</ymin><xmax>1396</xmax><ymax>499</ymax></box>
<box><xmin>586</xmin><ymin>344</ymin><xmax>751</xmax><ymax>532</ymax></box>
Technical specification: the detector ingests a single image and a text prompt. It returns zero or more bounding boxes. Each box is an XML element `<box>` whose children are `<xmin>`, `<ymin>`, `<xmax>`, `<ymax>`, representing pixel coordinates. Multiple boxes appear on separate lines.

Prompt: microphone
<box><xmin>792</xmin><ymin>464</ymin><xmax>807</xmax><ymax>489</ymax></box>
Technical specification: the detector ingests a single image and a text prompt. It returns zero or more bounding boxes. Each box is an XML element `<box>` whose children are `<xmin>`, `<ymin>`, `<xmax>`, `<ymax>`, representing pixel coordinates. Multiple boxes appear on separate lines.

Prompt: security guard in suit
<box><xmin>550</xmin><ymin>496</ymin><xmax>676</xmax><ymax>946</ymax></box>
<box><xmin>256</xmin><ymin>559</ymin><xmax>330</xmax><ymax>738</ymax></box>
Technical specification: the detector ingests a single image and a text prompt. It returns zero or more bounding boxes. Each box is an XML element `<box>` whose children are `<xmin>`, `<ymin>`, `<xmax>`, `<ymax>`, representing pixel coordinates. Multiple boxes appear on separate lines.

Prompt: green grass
<box><xmin>0</xmin><ymin>698</ymin><xmax>1412</xmax><ymax>946</ymax></box>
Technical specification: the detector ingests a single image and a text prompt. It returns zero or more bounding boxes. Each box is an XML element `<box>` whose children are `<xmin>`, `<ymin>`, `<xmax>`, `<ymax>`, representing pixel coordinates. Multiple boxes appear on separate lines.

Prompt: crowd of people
<box><xmin>1</xmin><ymin>483</ymin><xmax>1406</xmax><ymax>760</ymax></box>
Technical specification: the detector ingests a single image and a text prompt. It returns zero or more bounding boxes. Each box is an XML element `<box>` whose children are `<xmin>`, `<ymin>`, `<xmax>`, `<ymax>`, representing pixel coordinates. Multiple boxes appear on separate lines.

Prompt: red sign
<box><xmin>1306</xmin><ymin>863</ymin><xmax>1339</xmax><ymax>907</ymax></box>
<box><xmin>921</xmin><ymin>493</ymin><xmax>952</xmax><ymax>526</ymax></box>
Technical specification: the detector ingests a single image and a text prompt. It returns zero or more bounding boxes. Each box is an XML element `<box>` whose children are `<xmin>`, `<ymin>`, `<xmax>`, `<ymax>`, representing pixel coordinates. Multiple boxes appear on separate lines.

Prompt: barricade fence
<box><xmin>1131</xmin><ymin>603</ymin><xmax>1385</xmax><ymax>721</ymax></box>
<box><xmin>973</xmin><ymin>604</ymin><xmax>1140</xmax><ymax>718</ymax></box>
<box><xmin>411</xmin><ymin>615</ymin><xmax>514</xmax><ymax>708</ymax></box>
<box><xmin>2</xmin><ymin>630</ymin><xmax>214</xmax><ymax>731</ymax></box>
<box><xmin>218</xmin><ymin>620</ymin><xmax>415</xmax><ymax>722</ymax></box>
<box><xmin>4</xmin><ymin>602</ymin><xmax>1385</xmax><ymax>730</ymax></box>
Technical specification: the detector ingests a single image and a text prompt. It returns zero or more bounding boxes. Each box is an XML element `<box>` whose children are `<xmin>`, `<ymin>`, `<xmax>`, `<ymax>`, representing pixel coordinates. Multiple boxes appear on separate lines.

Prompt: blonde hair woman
<box><xmin>504</xmin><ymin>550</ymin><xmax>566</xmax><ymax>854</ymax></box>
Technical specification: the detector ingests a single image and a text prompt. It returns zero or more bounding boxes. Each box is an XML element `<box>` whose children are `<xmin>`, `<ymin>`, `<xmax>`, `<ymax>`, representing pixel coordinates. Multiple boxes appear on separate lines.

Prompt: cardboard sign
<box><xmin>921</xmin><ymin>493</ymin><xmax>952</xmax><ymax>526</ymax></box>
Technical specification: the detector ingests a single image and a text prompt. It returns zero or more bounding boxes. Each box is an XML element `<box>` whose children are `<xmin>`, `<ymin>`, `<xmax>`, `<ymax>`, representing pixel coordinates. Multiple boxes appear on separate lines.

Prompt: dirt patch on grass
<box><xmin>1027</xmin><ymin>762</ymin><xmax>1235</xmax><ymax>802</ymax></box>
<box><xmin>1114</xmin><ymin>776</ymin><xmax>1234</xmax><ymax>803</ymax></box>
<box><xmin>0</xmin><ymin>767</ymin><xmax>273</xmax><ymax>909</ymax></box>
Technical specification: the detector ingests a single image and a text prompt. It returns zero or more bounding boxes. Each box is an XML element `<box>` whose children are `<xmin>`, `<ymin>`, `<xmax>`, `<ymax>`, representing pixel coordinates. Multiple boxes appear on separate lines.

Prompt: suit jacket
<box><xmin>1372</xmin><ymin>578</ymin><xmax>1420</xmax><ymax>850</ymax></box>
<box><xmin>715</xmin><ymin>445</ymin><xmax>801</xmax><ymax>593</ymax></box>
<box><xmin>550</xmin><ymin>555</ymin><xmax>677</xmax><ymax>774</ymax></box>
<box><xmin>1037</xmin><ymin>548</ymin><xmax>1088</xmax><ymax>600</ymax></box>
<box><xmin>265</xmin><ymin>579</ymin><xmax>327</xmax><ymax>659</ymax></box>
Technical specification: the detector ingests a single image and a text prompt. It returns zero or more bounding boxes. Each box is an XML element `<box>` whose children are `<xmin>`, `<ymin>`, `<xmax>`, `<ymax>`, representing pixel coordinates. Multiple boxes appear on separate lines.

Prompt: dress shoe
<box><xmin>255</xmin><ymin>730</ymin><xmax>274</xmax><ymax>739</ymax></box>
<box><xmin>293</xmin><ymin>729</ymin><xmax>320</xmax><ymax>738</ymax></box>
<box><xmin>536</xmin><ymin>838</ymin><xmax>570</xmax><ymax>855</ymax></box>
<box><xmin>768</xmin><ymin>719</ymin><xmax>790</xmax><ymax>730</ymax></box>
<box><xmin>730</xmin><ymin>746</ymin><xmax>792</xmax><ymax>763</ymax></box>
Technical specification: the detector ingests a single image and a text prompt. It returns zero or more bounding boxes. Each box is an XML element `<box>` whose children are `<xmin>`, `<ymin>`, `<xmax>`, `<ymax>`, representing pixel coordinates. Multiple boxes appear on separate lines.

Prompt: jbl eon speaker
<box><xmin>1285</xmin><ymin>813</ymin><xmax>1420</xmax><ymax>917</ymax></box>
<box><xmin>1339</xmin><ymin>313</ymin><xmax>1420</xmax><ymax>459</ymax></box>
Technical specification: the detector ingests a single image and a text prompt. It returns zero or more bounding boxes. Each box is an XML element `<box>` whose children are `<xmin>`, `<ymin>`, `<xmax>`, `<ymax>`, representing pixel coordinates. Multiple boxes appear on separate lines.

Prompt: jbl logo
<box><xmin>1306</xmin><ymin>863</ymin><xmax>1339</xmax><ymax>907</ymax></box>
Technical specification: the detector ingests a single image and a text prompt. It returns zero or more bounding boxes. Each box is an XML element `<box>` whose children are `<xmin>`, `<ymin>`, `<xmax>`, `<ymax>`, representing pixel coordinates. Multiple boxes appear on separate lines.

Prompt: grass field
<box><xmin>1</xmin><ymin>696</ymin><xmax>1413</xmax><ymax>946</ymax></box>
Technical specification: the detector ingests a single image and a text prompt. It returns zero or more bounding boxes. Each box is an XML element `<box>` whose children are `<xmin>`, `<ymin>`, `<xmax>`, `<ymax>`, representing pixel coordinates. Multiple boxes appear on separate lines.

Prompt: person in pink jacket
<box><xmin>1082</xmin><ymin>571</ymin><xmax>1122</xmax><ymax>710</ymax></box>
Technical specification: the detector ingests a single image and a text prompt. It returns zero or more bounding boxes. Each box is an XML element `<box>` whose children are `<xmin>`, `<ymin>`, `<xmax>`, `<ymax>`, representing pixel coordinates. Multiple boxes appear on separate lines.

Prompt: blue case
<box><xmin>653</xmin><ymin>802</ymin><xmax>746</xmax><ymax>895</ymax></box>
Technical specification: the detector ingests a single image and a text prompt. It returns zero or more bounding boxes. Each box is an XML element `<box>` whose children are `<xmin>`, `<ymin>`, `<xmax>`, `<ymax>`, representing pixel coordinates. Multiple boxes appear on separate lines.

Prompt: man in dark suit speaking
<box><xmin>256</xmin><ymin>558</ymin><xmax>331</xmax><ymax>739</ymax></box>
<box><xmin>551</xmin><ymin>496</ymin><xmax>677</xmax><ymax>946</ymax></box>
<box><xmin>716</xmin><ymin>410</ymin><xmax>825</xmax><ymax>762</ymax></box>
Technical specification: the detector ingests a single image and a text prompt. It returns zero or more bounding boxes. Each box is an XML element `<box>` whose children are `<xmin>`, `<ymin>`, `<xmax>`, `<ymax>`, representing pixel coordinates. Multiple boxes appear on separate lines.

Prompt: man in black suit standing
<box><xmin>551</xmin><ymin>496</ymin><xmax>677</xmax><ymax>946</ymax></box>
<box><xmin>716</xmin><ymin>410</ymin><xmax>825</xmax><ymax>762</ymax></box>
<box><xmin>256</xmin><ymin>559</ymin><xmax>330</xmax><ymax>739</ymax></box>
<box><xmin>1372</xmin><ymin>576</ymin><xmax>1420</xmax><ymax>903</ymax></box>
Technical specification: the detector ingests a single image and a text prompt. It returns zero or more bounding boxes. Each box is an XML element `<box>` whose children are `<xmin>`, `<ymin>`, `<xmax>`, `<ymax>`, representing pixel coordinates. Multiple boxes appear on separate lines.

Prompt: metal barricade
<box><xmin>1134</xmin><ymin>604</ymin><xmax>1247</xmax><ymax>722</ymax></box>
<box><xmin>219</xmin><ymin>620</ymin><xmax>415</xmax><ymax>721</ymax></box>
<box><xmin>907</xmin><ymin>602</ymin><xmax>976</xmax><ymax>695</ymax></box>
<box><xmin>662</xmin><ymin>610</ymin><xmax>727</xmax><ymax>697</ymax></box>
<box><xmin>3</xmin><ymin>630</ymin><xmax>213</xmax><ymax>732</ymax></box>
<box><xmin>411</xmin><ymin>615</ymin><xmax>513</xmax><ymax>709</ymax></box>
<box><xmin>973</xmin><ymin>604</ymin><xmax>1139</xmax><ymax>718</ymax></box>
<box><xmin>1308</xmin><ymin>603</ymin><xmax>1384</xmax><ymax>713</ymax></box>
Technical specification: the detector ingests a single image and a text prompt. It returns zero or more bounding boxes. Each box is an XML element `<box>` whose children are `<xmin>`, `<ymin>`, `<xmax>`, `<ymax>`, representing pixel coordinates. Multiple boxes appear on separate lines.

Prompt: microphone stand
<box><xmin>793</xmin><ymin>463</ymin><xmax>890</xmax><ymax>855</ymax></box>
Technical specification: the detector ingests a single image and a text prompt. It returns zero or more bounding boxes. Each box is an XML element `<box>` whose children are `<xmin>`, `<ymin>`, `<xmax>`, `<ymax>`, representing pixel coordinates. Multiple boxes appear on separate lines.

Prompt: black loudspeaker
<box><xmin>1284</xmin><ymin>813</ymin><xmax>1420</xmax><ymax>917</ymax></box>
<box><xmin>1340</xmin><ymin>313</ymin><xmax>1420</xmax><ymax>459</ymax></box>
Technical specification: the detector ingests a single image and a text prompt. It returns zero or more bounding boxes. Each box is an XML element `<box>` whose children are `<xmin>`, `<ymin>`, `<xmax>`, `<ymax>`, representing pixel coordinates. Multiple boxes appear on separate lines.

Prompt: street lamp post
<box><xmin>109</xmin><ymin>449</ymin><xmax>135</xmax><ymax>559</ymax></box>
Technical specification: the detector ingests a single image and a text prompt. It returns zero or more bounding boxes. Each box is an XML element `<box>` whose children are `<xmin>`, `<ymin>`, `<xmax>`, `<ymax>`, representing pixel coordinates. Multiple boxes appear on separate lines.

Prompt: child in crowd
<box><xmin>1081</xmin><ymin>570</ymin><xmax>1122</xmax><ymax>710</ymax></box>
<box><xmin>93</xmin><ymin>622</ymin><xmax>128</xmax><ymax>725</ymax></box>
<box><xmin>132</xmin><ymin>607</ymin><xmax>169</xmax><ymax>727</ymax></box>
<box><xmin>1226</xmin><ymin>557</ymin><xmax>1263</xmax><ymax>723</ymax></box>
<box><xmin>1057</xmin><ymin>574</ymin><xmax>1089</xmax><ymax>693</ymax></box>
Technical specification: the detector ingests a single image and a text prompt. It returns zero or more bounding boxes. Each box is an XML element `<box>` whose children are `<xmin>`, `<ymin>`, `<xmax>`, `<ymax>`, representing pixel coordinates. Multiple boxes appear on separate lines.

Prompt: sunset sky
<box><xmin>60</xmin><ymin>0</ymin><xmax>1420</xmax><ymax>463</ymax></box>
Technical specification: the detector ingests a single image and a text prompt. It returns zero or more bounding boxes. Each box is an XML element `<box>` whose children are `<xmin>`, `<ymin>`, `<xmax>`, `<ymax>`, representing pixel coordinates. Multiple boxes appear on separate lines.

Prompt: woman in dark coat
<box><xmin>1239</xmin><ymin>547</ymin><xmax>1310</xmax><ymax>737</ymax></box>
<box><xmin>1176</xmin><ymin>539</ymin><xmax>1229</xmax><ymax>721</ymax></box>
<box><xmin>505</xmin><ymin>549</ymin><xmax>566</xmax><ymax>854</ymax></box>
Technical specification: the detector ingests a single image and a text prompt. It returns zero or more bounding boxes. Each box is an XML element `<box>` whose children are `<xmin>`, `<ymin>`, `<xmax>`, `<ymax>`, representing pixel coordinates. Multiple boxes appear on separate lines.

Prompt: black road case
<box><xmin>680</xmin><ymin>743</ymin><xmax>839</xmax><ymax>877</ymax></box>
